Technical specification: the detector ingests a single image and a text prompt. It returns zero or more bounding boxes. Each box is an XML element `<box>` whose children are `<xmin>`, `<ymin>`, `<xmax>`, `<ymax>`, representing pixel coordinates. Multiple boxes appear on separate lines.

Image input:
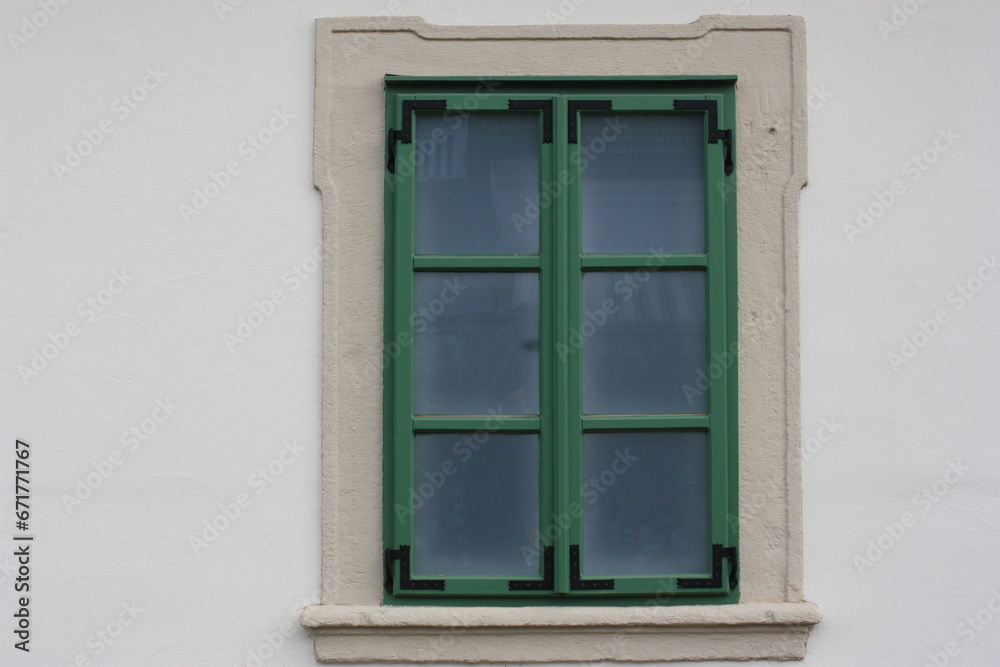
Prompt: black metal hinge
<box><xmin>387</xmin><ymin>99</ymin><xmax>447</xmax><ymax>174</ymax></box>
<box><xmin>567</xmin><ymin>100</ymin><xmax>613</xmax><ymax>144</ymax></box>
<box><xmin>508</xmin><ymin>545</ymin><xmax>554</xmax><ymax>591</ymax></box>
<box><xmin>384</xmin><ymin>545</ymin><xmax>446</xmax><ymax>595</ymax></box>
<box><xmin>569</xmin><ymin>544</ymin><xmax>615</xmax><ymax>590</ymax></box>
<box><xmin>508</xmin><ymin>100</ymin><xmax>553</xmax><ymax>143</ymax></box>
<box><xmin>676</xmin><ymin>543</ymin><xmax>739</xmax><ymax>590</ymax></box>
<box><xmin>672</xmin><ymin>99</ymin><xmax>735</xmax><ymax>176</ymax></box>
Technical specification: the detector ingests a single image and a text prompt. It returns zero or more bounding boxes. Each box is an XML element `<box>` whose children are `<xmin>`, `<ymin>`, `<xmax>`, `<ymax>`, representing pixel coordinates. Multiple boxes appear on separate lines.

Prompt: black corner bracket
<box><xmin>509</xmin><ymin>545</ymin><xmax>555</xmax><ymax>591</ymax></box>
<box><xmin>387</xmin><ymin>99</ymin><xmax>448</xmax><ymax>174</ymax></box>
<box><xmin>569</xmin><ymin>544</ymin><xmax>615</xmax><ymax>590</ymax></box>
<box><xmin>672</xmin><ymin>99</ymin><xmax>735</xmax><ymax>175</ymax></box>
<box><xmin>508</xmin><ymin>100</ymin><xmax>554</xmax><ymax>143</ymax></box>
<box><xmin>676</xmin><ymin>543</ymin><xmax>739</xmax><ymax>590</ymax></box>
<box><xmin>567</xmin><ymin>100</ymin><xmax>613</xmax><ymax>144</ymax></box>
<box><xmin>384</xmin><ymin>545</ymin><xmax>446</xmax><ymax>595</ymax></box>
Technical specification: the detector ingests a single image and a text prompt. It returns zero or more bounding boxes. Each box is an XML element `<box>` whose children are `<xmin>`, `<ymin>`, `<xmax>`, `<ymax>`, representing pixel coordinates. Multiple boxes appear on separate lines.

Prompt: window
<box><xmin>382</xmin><ymin>79</ymin><xmax>738</xmax><ymax>604</ymax></box>
<box><xmin>305</xmin><ymin>15</ymin><xmax>820</xmax><ymax>663</ymax></box>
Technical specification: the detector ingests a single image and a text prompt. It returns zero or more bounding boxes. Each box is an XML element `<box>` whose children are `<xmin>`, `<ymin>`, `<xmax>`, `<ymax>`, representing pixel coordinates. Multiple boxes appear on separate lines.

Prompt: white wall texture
<box><xmin>1</xmin><ymin>1</ymin><xmax>997</xmax><ymax>666</ymax></box>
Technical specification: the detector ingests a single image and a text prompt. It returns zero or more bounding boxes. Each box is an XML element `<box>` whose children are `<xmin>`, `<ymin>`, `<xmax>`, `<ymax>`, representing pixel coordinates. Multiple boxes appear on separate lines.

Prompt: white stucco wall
<box><xmin>1</xmin><ymin>1</ymin><xmax>996</xmax><ymax>666</ymax></box>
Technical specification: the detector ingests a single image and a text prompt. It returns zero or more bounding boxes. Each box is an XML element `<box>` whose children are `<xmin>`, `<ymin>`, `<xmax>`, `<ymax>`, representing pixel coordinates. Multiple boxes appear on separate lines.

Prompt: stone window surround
<box><xmin>303</xmin><ymin>15</ymin><xmax>820</xmax><ymax>663</ymax></box>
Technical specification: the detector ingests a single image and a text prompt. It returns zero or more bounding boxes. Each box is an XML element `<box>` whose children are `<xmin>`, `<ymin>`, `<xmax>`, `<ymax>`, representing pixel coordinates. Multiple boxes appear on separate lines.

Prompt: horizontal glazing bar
<box><xmin>413</xmin><ymin>416</ymin><xmax>541</xmax><ymax>432</ymax></box>
<box><xmin>581</xmin><ymin>415</ymin><xmax>710</xmax><ymax>431</ymax></box>
<box><xmin>413</xmin><ymin>256</ymin><xmax>541</xmax><ymax>270</ymax></box>
<box><xmin>581</xmin><ymin>254</ymin><xmax>708</xmax><ymax>270</ymax></box>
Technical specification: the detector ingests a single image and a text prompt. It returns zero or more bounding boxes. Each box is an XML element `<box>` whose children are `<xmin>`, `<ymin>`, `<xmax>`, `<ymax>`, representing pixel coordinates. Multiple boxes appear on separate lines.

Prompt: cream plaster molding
<box><xmin>309</xmin><ymin>14</ymin><xmax>816</xmax><ymax>663</ymax></box>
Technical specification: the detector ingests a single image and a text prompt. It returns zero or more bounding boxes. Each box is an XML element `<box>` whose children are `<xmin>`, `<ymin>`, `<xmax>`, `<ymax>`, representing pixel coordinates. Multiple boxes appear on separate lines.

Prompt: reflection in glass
<box><xmin>582</xmin><ymin>271</ymin><xmax>706</xmax><ymax>414</ymax></box>
<box><xmin>415</xmin><ymin>113</ymin><xmax>539</xmax><ymax>254</ymax></box>
<box><xmin>582</xmin><ymin>114</ymin><xmax>705</xmax><ymax>254</ymax></box>
<box><xmin>413</xmin><ymin>433</ymin><xmax>539</xmax><ymax>576</ymax></box>
<box><xmin>414</xmin><ymin>272</ymin><xmax>539</xmax><ymax>415</ymax></box>
<box><xmin>582</xmin><ymin>432</ymin><xmax>709</xmax><ymax>576</ymax></box>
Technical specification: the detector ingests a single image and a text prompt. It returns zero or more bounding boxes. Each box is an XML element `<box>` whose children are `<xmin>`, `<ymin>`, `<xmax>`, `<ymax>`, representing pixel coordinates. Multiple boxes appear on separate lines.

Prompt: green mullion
<box><xmin>704</xmin><ymin>93</ymin><xmax>733</xmax><ymax>573</ymax></box>
<box><xmin>413</xmin><ymin>255</ymin><xmax>540</xmax><ymax>270</ymax></box>
<box><xmin>563</xmin><ymin>95</ymin><xmax>586</xmax><ymax>590</ymax></box>
<box><xmin>581</xmin><ymin>415</ymin><xmax>709</xmax><ymax>431</ymax></box>
<box><xmin>412</xmin><ymin>416</ymin><xmax>540</xmax><ymax>432</ymax></box>
<box><xmin>581</xmin><ymin>254</ymin><xmax>707</xmax><ymax>270</ymax></box>
<box><xmin>553</xmin><ymin>95</ymin><xmax>573</xmax><ymax>594</ymax></box>
<box><xmin>538</xmin><ymin>116</ymin><xmax>557</xmax><ymax>588</ymax></box>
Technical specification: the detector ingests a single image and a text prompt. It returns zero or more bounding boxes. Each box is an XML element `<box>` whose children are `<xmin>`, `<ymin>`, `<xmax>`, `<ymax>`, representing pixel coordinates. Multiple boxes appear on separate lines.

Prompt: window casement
<box><xmin>382</xmin><ymin>79</ymin><xmax>738</xmax><ymax>604</ymax></box>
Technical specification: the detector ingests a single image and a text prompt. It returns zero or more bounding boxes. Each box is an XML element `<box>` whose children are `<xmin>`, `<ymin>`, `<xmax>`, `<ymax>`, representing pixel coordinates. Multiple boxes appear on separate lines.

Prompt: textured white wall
<box><xmin>1</xmin><ymin>1</ymin><xmax>996</xmax><ymax>666</ymax></box>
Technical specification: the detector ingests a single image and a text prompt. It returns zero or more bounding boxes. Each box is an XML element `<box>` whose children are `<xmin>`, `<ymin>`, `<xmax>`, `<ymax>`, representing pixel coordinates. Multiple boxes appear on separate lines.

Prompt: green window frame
<box><xmin>382</xmin><ymin>77</ymin><xmax>738</xmax><ymax>605</ymax></box>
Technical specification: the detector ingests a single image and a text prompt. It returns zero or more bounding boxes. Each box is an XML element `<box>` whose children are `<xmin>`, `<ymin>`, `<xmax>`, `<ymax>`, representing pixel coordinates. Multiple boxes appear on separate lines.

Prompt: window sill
<box><xmin>301</xmin><ymin>602</ymin><xmax>821</xmax><ymax>662</ymax></box>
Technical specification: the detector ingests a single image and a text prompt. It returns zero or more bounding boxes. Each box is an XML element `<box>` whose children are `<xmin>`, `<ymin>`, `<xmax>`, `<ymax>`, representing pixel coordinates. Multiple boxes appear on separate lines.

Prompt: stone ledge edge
<box><xmin>302</xmin><ymin>601</ymin><xmax>821</xmax><ymax>629</ymax></box>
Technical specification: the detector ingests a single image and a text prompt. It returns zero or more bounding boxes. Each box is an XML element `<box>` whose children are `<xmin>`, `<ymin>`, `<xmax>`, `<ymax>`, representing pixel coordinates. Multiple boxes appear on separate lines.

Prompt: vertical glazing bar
<box><xmin>553</xmin><ymin>96</ymin><xmax>572</xmax><ymax>594</ymax></box>
<box><xmin>563</xmin><ymin>100</ymin><xmax>585</xmax><ymax>588</ymax></box>
<box><xmin>703</xmin><ymin>96</ymin><xmax>730</xmax><ymax>560</ymax></box>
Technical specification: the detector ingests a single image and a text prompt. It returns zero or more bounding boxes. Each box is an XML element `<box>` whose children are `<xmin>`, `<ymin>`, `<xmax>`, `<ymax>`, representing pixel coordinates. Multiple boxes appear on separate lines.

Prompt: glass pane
<box><xmin>415</xmin><ymin>113</ymin><xmax>539</xmax><ymax>255</ymax></box>
<box><xmin>582</xmin><ymin>432</ymin><xmax>709</xmax><ymax>576</ymax></box>
<box><xmin>412</xmin><ymin>433</ymin><xmax>539</xmax><ymax>577</ymax></box>
<box><xmin>582</xmin><ymin>271</ymin><xmax>707</xmax><ymax>414</ymax></box>
<box><xmin>581</xmin><ymin>114</ymin><xmax>704</xmax><ymax>254</ymax></box>
<box><xmin>414</xmin><ymin>273</ymin><xmax>539</xmax><ymax>415</ymax></box>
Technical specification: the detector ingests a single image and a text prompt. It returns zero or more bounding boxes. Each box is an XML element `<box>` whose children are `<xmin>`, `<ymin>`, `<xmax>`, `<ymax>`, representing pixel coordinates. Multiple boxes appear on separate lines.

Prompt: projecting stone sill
<box><xmin>302</xmin><ymin>601</ymin><xmax>822</xmax><ymax>663</ymax></box>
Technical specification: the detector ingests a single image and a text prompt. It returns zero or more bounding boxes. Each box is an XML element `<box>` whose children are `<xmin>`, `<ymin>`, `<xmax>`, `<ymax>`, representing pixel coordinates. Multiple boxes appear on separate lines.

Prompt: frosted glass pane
<box><xmin>582</xmin><ymin>433</ymin><xmax>709</xmax><ymax>576</ymax></box>
<box><xmin>582</xmin><ymin>271</ymin><xmax>706</xmax><ymax>414</ymax></box>
<box><xmin>414</xmin><ymin>273</ymin><xmax>539</xmax><ymax>415</ymax></box>
<box><xmin>413</xmin><ymin>434</ymin><xmax>539</xmax><ymax>576</ymax></box>
<box><xmin>415</xmin><ymin>113</ymin><xmax>539</xmax><ymax>254</ymax></box>
<box><xmin>581</xmin><ymin>114</ymin><xmax>704</xmax><ymax>254</ymax></box>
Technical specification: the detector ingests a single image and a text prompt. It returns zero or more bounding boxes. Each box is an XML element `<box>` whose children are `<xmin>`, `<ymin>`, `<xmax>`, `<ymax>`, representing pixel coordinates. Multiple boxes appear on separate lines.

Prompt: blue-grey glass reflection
<box><xmin>413</xmin><ymin>434</ymin><xmax>539</xmax><ymax>577</ymax></box>
<box><xmin>582</xmin><ymin>432</ymin><xmax>709</xmax><ymax>576</ymax></box>
<box><xmin>581</xmin><ymin>114</ymin><xmax>705</xmax><ymax>254</ymax></box>
<box><xmin>415</xmin><ymin>113</ymin><xmax>539</xmax><ymax>255</ymax></box>
<box><xmin>582</xmin><ymin>271</ymin><xmax>706</xmax><ymax>414</ymax></box>
<box><xmin>414</xmin><ymin>273</ymin><xmax>539</xmax><ymax>415</ymax></box>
